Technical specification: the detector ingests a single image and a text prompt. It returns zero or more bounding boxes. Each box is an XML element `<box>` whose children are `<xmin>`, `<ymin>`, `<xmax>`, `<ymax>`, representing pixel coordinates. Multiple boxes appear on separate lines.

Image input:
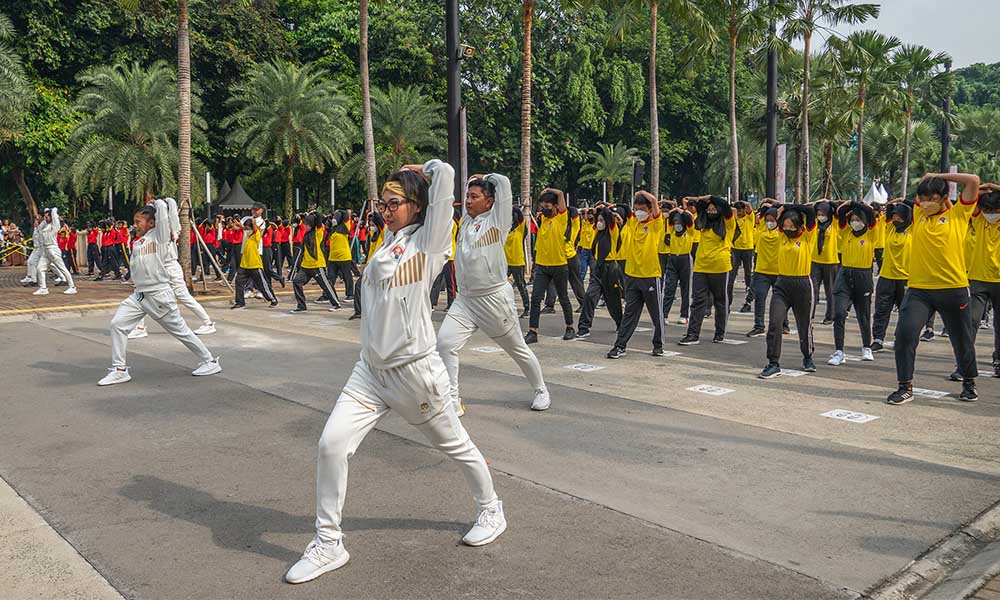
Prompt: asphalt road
<box><xmin>1</xmin><ymin>291</ymin><xmax>998</xmax><ymax>599</ymax></box>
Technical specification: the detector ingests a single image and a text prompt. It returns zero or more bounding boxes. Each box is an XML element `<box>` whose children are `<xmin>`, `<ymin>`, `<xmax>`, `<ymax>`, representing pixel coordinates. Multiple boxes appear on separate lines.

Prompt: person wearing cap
<box><xmin>436</xmin><ymin>173</ymin><xmax>550</xmax><ymax>415</ymax></box>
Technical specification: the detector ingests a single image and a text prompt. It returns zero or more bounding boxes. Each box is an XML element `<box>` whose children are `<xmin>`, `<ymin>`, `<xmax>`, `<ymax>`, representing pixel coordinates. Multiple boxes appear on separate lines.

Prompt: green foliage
<box><xmin>15</xmin><ymin>84</ymin><xmax>80</xmax><ymax>171</ymax></box>
<box><xmin>579</xmin><ymin>141</ymin><xmax>639</xmax><ymax>200</ymax></box>
<box><xmin>0</xmin><ymin>12</ymin><xmax>33</xmax><ymax>138</ymax></box>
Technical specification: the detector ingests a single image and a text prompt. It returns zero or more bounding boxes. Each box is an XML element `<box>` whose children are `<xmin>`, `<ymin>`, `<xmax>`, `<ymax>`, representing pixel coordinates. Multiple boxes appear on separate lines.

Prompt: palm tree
<box><xmin>359</xmin><ymin>0</ymin><xmax>378</xmax><ymax>209</ymax></box>
<box><xmin>709</xmin><ymin>0</ymin><xmax>788</xmax><ymax>202</ymax></box>
<box><xmin>890</xmin><ymin>45</ymin><xmax>951</xmax><ymax>197</ymax></box>
<box><xmin>0</xmin><ymin>12</ymin><xmax>38</xmax><ymax>218</ymax></box>
<box><xmin>520</xmin><ymin>0</ymin><xmax>534</xmax><ymax>211</ymax></box>
<box><xmin>828</xmin><ymin>30</ymin><xmax>900</xmax><ymax>198</ymax></box>
<box><xmin>53</xmin><ymin>61</ymin><xmax>204</xmax><ymax>204</ymax></box>
<box><xmin>811</xmin><ymin>50</ymin><xmax>855</xmax><ymax>198</ymax></box>
<box><xmin>866</xmin><ymin>119</ymin><xmax>935</xmax><ymax>194</ymax></box>
<box><xmin>340</xmin><ymin>85</ymin><xmax>445</xmax><ymax>185</ymax></box>
<box><xmin>225</xmin><ymin>60</ymin><xmax>354</xmax><ymax>217</ymax></box>
<box><xmin>579</xmin><ymin>141</ymin><xmax>640</xmax><ymax>201</ymax></box>
<box><xmin>782</xmin><ymin>0</ymin><xmax>879</xmax><ymax>202</ymax></box>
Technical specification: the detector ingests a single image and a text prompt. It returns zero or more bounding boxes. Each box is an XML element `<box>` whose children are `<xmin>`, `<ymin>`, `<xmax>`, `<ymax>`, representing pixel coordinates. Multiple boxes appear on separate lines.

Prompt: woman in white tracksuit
<box><xmin>128</xmin><ymin>198</ymin><xmax>216</xmax><ymax>340</ymax></box>
<box><xmin>34</xmin><ymin>208</ymin><xmax>77</xmax><ymax>295</ymax></box>
<box><xmin>98</xmin><ymin>197</ymin><xmax>222</xmax><ymax>386</ymax></box>
<box><xmin>285</xmin><ymin>160</ymin><xmax>506</xmax><ymax>585</ymax></box>
<box><xmin>437</xmin><ymin>173</ymin><xmax>550</xmax><ymax>415</ymax></box>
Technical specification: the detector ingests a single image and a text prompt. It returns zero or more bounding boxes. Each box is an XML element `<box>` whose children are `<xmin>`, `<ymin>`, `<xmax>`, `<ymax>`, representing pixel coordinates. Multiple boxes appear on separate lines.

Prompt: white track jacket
<box><xmin>454</xmin><ymin>173</ymin><xmax>513</xmax><ymax>298</ymax></box>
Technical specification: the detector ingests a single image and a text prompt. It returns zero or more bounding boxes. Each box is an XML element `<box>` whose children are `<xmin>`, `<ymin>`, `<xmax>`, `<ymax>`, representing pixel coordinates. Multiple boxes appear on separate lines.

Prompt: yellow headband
<box><xmin>381</xmin><ymin>181</ymin><xmax>410</xmax><ymax>200</ymax></box>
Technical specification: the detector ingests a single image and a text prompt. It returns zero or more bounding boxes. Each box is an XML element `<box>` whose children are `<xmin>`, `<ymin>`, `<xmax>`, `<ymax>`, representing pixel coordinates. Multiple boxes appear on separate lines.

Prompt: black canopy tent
<box><xmin>215</xmin><ymin>178</ymin><xmax>255</xmax><ymax>215</ymax></box>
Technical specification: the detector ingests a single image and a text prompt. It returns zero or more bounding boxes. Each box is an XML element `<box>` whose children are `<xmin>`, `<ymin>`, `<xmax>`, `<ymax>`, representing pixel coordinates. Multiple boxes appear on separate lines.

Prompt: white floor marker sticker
<box><xmin>272</xmin><ymin>313</ymin><xmax>292</xmax><ymax>318</ymax></box>
<box><xmin>564</xmin><ymin>363</ymin><xmax>605</xmax><ymax>373</ymax></box>
<box><xmin>636</xmin><ymin>327</ymin><xmax>652</xmax><ymax>332</ymax></box>
<box><xmin>657</xmin><ymin>351</ymin><xmax>682</xmax><ymax>358</ymax></box>
<box><xmin>781</xmin><ymin>369</ymin><xmax>808</xmax><ymax>377</ymax></box>
<box><xmin>717</xmin><ymin>339</ymin><xmax>747</xmax><ymax>345</ymax></box>
<box><xmin>473</xmin><ymin>346</ymin><xmax>504</xmax><ymax>353</ymax></box>
<box><xmin>821</xmin><ymin>409</ymin><xmax>880</xmax><ymax>424</ymax></box>
<box><xmin>912</xmin><ymin>388</ymin><xmax>950</xmax><ymax>399</ymax></box>
<box><xmin>686</xmin><ymin>384</ymin><xmax>734</xmax><ymax>396</ymax></box>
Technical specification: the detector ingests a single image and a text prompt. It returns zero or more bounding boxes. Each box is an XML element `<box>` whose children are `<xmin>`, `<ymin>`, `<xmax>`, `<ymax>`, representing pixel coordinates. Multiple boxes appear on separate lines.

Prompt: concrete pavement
<box><xmin>0</xmin><ymin>285</ymin><xmax>998</xmax><ymax>599</ymax></box>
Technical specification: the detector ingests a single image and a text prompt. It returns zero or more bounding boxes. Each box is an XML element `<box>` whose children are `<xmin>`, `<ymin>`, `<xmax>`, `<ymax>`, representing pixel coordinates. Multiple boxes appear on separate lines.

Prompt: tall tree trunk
<box><xmin>728</xmin><ymin>29</ymin><xmax>740</xmax><ymax>202</ymax></box>
<box><xmin>520</xmin><ymin>0</ymin><xmax>534</xmax><ymax>275</ymax></box>
<box><xmin>359</xmin><ymin>0</ymin><xmax>378</xmax><ymax>211</ymax></box>
<box><xmin>285</xmin><ymin>160</ymin><xmax>294</xmax><ymax>218</ymax></box>
<box><xmin>12</xmin><ymin>167</ymin><xmax>39</xmax><ymax>220</ymax></box>
<box><xmin>799</xmin><ymin>31</ymin><xmax>812</xmax><ymax>203</ymax></box>
<box><xmin>857</xmin><ymin>81</ymin><xmax>866</xmax><ymax>200</ymax></box>
<box><xmin>177</xmin><ymin>0</ymin><xmax>193</xmax><ymax>289</ymax></box>
<box><xmin>822</xmin><ymin>141</ymin><xmax>833</xmax><ymax>198</ymax></box>
<box><xmin>648</xmin><ymin>0</ymin><xmax>660</xmax><ymax>196</ymax></box>
<box><xmin>901</xmin><ymin>102</ymin><xmax>913</xmax><ymax>198</ymax></box>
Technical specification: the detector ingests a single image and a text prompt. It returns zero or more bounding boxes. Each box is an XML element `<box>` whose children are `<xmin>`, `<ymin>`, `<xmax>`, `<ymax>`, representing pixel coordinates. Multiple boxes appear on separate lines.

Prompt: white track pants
<box><xmin>315</xmin><ymin>353</ymin><xmax>498</xmax><ymax>544</ymax></box>
<box><xmin>134</xmin><ymin>261</ymin><xmax>212</xmax><ymax>332</ymax></box>
<box><xmin>37</xmin><ymin>244</ymin><xmax>73</xmax><ymax>288</ymax></box>
<box><xmin>110</xmin><ymin>289</ymin><xmax>213</xmax><ymax>369</ymax></box>
<box><xmin>437</xmin><ymin>285</ymin><xmax>547</xmax><ymax>403</ymax></box>
<box><xmin>25</xmin><ymin>247</ymin><xmax>41</xmax><ymax>282</ymax></box>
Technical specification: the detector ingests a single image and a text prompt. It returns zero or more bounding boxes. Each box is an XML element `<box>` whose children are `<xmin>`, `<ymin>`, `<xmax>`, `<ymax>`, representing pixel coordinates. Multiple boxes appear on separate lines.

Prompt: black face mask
<box><xmin>783</xmin><ymin>229</ymin><xmax>798</xmax><ymax>239</ymax></box>
<box><xmin>707</xmin><ymin>212</ymin><xmax>720</xmax><ymax>221</ymax></box>
<box><xmin>541</xmin><ymin>207</ymin><xmax>554</xmax><ymax>218</ymax></box>
<box><xmin>894</xmin><ymin>221</ymin><xmax>908</xmax><ymax>232</ymax></box>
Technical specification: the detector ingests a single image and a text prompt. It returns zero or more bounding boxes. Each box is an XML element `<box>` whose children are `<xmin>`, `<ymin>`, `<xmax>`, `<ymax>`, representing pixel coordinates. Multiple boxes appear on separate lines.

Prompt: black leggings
<box><xmin>577</xmin><ymin>261</ymin><xmax>624</xmax><ymax>334</ymax></box>
<box><xmin>326</xmin><ymin>260</ymin><xmax>354</xmax><ymax>298</ymax></box>
<box><xmin>293</xmin><ymin>266</ymin><xmax>340</xmax><ymax>310</ymax></box>
<box><xmin>872</xmin><ymin>277</ymin><xmax>906</xmax><ymax>343</ymax></box>
<box><xmin>833</xmin><ymin>267</ymin><xmax>873</xmax><ymax>351</ymax></box>
<box><xmin>614</xmin><ymin>275</ymin><xmax>664</xmax><ymax>350</ymax></box>
<box><xmin>530</xmin><ymin>264</ymin><xmax>573</xmax><ymax>330</ymax></box>
<box><xmin>235</xmin><ymin>267</ymin><xmax>277</xmax><ymax>305</ymax></box>
<box><xmin>508</xmin><ymin>265</ymin><xmax>530</xmax><ymax>310</ymax></box>
<box><xmin>729</xmin><ymin>249</ymin><xmax>754</xmax><ymax>305</ymax></box>
<box><xmin>766</xmin><ymin>276</ymin><xmax>814</xmax><ymax>364</ymax></box>
<box><xmin>686</xmin><ymin>271</ymin><xmax>729</xmax><ymax>340</ymax></box>
<box><xmin>546</xmin><ymin>254</ymin><xmax>585</xmax><ymax>306</ymax></box>
<box><xmin>893</xmin><ymin>287</ymin><xmax>978</xmax><ymax>383</ymax></box>
<box><xmin>811</xmin><ymin>262</ymin><xmax>838</xmax><ymax>321</ymax></box>
<box><xmin>662</xmin><ymin>253</ymin><xmax>692</xmax><ymax>320</ymax></box>
<box><xmin>970</xmin><ymin>280</ymin><xmax>1000</xmax><ymax>364</ymax></box>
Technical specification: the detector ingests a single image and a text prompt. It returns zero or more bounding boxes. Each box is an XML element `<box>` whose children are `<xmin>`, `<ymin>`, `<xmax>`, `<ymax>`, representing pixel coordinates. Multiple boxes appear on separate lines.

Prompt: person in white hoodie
<box><xmin>437</xmin><ymin>173</ymin><xmax>550</xmax><ymax>415</ymax></box>
<box><xmin>34</xmin><ymin>207</ymin><xmax>76</xmax><ymax>295</ymax></box>
<box><xmin>285</xmin><ymin>160</ymin><xmax>506</xmax><ymax>585</ymax></box>
<box><xmin>98</xmin><ymin>196</ymin><xmax>221</xmax><ymax>386</ymax></box>
<box><xmin>128</xmin><ymin>197</ymin><xmax>216</xmax><ymax>340</ymax></box>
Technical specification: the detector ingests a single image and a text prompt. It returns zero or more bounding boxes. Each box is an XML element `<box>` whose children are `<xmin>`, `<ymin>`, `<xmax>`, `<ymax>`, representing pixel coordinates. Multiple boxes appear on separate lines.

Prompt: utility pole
<box><xmin>765</xmin><ymin>0</ymin><xmax>778</xmax><ymax>199</ymax></box>
<box><xmin>446</xmin><ymin>0</ymin><xmax>462</xmax><ymax>203</ymax></box>
<box><xmin>940</xmin><ymin>59</ymin><xmax>952</xmax><ymax>173</ymax></box>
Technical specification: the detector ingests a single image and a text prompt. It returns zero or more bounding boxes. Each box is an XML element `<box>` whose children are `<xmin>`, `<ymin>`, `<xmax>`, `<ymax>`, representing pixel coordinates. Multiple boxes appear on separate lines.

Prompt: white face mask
<box><xmin>817</xmin><ymin>215</ymin><xmax>828</xmax><ymax>223</ymax></box>
<box><xmin>985</xmin><ymin>212</ymin><xmax>1000</xmax><ymax>223</ymax></box>
<box><xmin>596</xmin><ymin>221</ymin><xmax>606</xmax><ymax>231</ymax></box>
<box><xmin>766</xmin><ymin>221</ymin><xmax>777</xmax><ymax>230</ymax></box>
<box><xmin>634</xmin><ymin>210</ymin><xmax>649</xmax><ymax>222</ymax></box>
<box><xmin>674</xmin><ymin>223</ymin><xmax>685</xmax><ymax>233</ymax></box>
<box><xmin>331</xmin><ymin>219</ymin><xmax>338</xmax><ymax>227</ymax></box>
<box><xmin>369</xmin><ymin>225</ymin><xmax>378</xmax><ymax>234</ymax></box>
<box><xmin>850</xmin><ymin>220</ymin><xmax>865</xmax><ymax>231</ymax></box>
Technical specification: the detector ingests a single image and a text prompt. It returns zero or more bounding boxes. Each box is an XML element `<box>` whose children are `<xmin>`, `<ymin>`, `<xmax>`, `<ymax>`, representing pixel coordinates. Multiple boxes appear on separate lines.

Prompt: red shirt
<box><xmin>293</xmin><ymin>225</ymin><xmax>305</xmax><ymax>244</ymax></box>
<box><xmin>281</xmin><ymin>225</ymin><xmax>291</xmax><ymax>243</ymax></box>
<box><xmin>230</xmin><ymin>229</ymin><xmax>243</xmax><ymax>244</ymax></box>
<box><xmin>87</xmin><ymin>230</ymin><xmax>99</xmax><ymax>244</ymax></box>
<box><xmin>101</xmin><ymin>230</ymin><xmax>114</xmax><ymax>246</ymax></box>
<box><xmin>115</xmin><ymin>227</ymin><xmax>128</xmax><ymax>244</ymax></box>
<box><xmin>69</xmin><ymin>231</ymin><xmax>77</xmax><ymax>247</ymax></box>
<box><xmin>262</xmin><ymin>227</ymin><xmax>273</xmax><ymax>247</ymax></box>
<box><xmin>57</xmin><ymin>232</ymin><xmax>67</xmax><ymax>250</ymax></box>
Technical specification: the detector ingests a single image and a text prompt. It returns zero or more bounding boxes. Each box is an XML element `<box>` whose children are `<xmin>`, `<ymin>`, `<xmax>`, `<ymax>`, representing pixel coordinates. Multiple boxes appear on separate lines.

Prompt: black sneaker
<box><xmin>949</xmin><ymin>370</ymin><xmax>963</xmax><ymax>382</ymax></box>
<box><xmin>575</xmin><ymin>329</ymin><xmax>591</xmax><ymax>339</ymax></box>
<box><xmin>651</xmin><ymin>347</ymin><xmax>664</xmax><ymax>357</ymax></box>
<box><xmin>994</xmin><ymin>363</ymin><xmax>1000</xmax><ymax>378</ymax></box>
<box><xmin>279</xmin><ymin>278</ymin><xmax>286</xmax><ymax>288</ymax></box>
<box><xmin>870</xmin><ymin>340</ymin><xmax>884</xmax><ymax>353</ymax></box>
<box><xmin>348</xmin><ymin>313</ymin><xmax>361</xmax><ymax>321</ymax></box>
<box><xmin>524</xmin><ymin>331</ymin><xmax>538</xmax><ymax>344</ymax></box>
<box><xmin>712</xmin><ymin>335</ymin><xmax>725</xmax><ymax>343</ymax></box>
<box><xmin>959</xmin><ymin>380</ymin><xmax>978</xmax><ymax>402</ymax></box>
<box><xmin>269</xmin><ymin>301</ymin><xmax>279</xmax><ymax>307</ymax></box>
<box><xmin>563</xmin><ymin>326</ymin><xmax>575</xmax><ymax>340</ymax></box>
<box><xmin>782</xmin><ymin>326</ymin><xmax>791</xmax><ymax>335</ymax></box>
<box><xmin>747</xmin><ymin>327</ymin><xmax>766</xmax><ymax>338</ymax></box>
<box><xmin>759</xmin><ymin>363</ymin><xmax>781</xmax><ymax>379</ymax></box>
<box><xmin>541</xmin><ymin>306</ymin><xmax>555</xmax><ymax>314</ymax></box>
<box><xmin>607</xmin><ymin>346</ymin><xmax>626</xmax><ymax>359</ymax></box>
<box><xmin>678</xmin><ymin>335</ymin><xmax>700</xmax><ymax>346</ymax></box>
<box><xmin>821</xmin><ymin>318</ymin><xmax>833</xmax><ymax>325</ymax></box>
<box><xmin>802</xmin><ymin>357</ymin><xmax>816</xmax><ymax>372</ymax></box>
<box><xmin>920</xmin><ymin>329</ymin><xmax>935</xmax><ymax>342</ymax></box>
<box><xmin>230</xmin><ymin>303</ymin><xmax>246</xmax><ymax>310</ymax></box>
<box><xmin>739</xmin><ymin>303</ymin><xmax>752</xmax><ymax>313</ymax></box>
<box><xmin>940</xmin><ymin>328</ymin><xmax>949</xmax><ymax>338</ymax></box>
<box><xmin>886</xmin><ymin>385</ymin><xmax>914</xmax><ymax>405</ymax></box>
<box><xmin>291</xmin><ymin>307</ymin><xmax>307</xmax><ymax>313</ymax></box>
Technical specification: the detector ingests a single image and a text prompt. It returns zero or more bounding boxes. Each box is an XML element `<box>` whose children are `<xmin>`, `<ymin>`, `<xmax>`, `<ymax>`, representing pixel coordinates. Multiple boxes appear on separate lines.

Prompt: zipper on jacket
<box><xmin>400</xmin><ymin>296</ymin><xmax>413</xmax><ymax>339</ymax></box>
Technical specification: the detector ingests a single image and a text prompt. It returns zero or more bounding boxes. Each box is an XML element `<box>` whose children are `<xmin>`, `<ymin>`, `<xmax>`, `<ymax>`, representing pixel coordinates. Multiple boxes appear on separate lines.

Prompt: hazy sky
<box><xmin>811</xmin><ymin>0</ymin><xmax>1000</xmax><ymax>68</ymax></box>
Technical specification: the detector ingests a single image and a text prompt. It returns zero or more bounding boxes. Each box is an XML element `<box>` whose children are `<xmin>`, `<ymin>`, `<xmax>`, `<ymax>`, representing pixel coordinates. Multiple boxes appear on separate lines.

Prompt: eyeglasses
<box><xmin>376</xmin><ymin>199</ymin><xmax>413</xmax><ymax>213</ymax></box>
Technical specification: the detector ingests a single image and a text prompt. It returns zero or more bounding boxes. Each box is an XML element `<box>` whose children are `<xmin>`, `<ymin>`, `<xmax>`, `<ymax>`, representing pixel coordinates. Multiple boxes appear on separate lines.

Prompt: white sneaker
<box><xmin>193</xmin><ymin>322</ymin><xmax>216</xmax><ymax>335</ymax></box>
<box><xmin>64</xmin><ymin>287</ymin><xmax>77</xmax><ymax>295</ymax></box>
<box><xmin>531</xmin><ymin>388</ymin><xmax>551</xmax><ymax>411</ymax></box>
<box><xmin>827</xmin><ymin>350</ymin><xmax>846</xmax><ymax>366</ymax></box>
<box><xmin>33</xmin><ymin>287</ymin><xmax>49</xmax><ymax>296</ymax></box>
<box><xmin>462</xmin><ymin>501</ymin><xmax>507</xmax><ymax>547</ymax></box>
<box><xmin>861</xmin><ymin>347</ymin><xmax>874</xmax><ymax>361</ymax></box>
<box><xmin>192</xmin><ymin>357</ymin><xmax>222</xmax><ymax>376</ymax></box>
<box><xmin>285</xmin><ymin>537</ymin><xmax>350</xmax><ymax>584</ymax></box>
<box><xmin>19</xmin><ymin>276</ymin><xmax>31</xmax><ymax>283</ymax></box>
<box><xmin>253</xmin><ymin>291</ymin><xmax>263</xmax><ymax>299</ymax></box>
<box><xmin>98</xmin><ymin>368</ymin><xmax>131</xmax><ymax>386</ymax></box>
<box><xmin>453</xmin><ymin>400</ymin><xmax>465</xmax><ymax>417</ymax></box>
<box><xmin>677</xmin><ymin>318</ymin><xmax>688</xmax><ymax>325</ymax></box>
<box><xmin>128</xmin><ymin>327</ymin><xmax>148</xmax><ymax>340</ymax></box>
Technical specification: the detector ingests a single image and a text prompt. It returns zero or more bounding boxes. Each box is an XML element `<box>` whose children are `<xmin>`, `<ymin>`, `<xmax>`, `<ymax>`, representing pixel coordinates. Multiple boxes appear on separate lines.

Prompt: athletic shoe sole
<box><xmin>285</xmin><ymin>551</ymin><xmax>350</xmax><ymax>584</ymax></box>
<box><xmin>193</xmin><ymin>363</ymin><xmax>222</xmax><ymax>376</ymax></box>
<box><xmin>462</xmin><ymin>521</ymin><xmax>507</xmax><ymax>547</ymax></box>
<box><xmin>758</xmin><ymin>371</ymin><xmax>782</xmax><ymax>379</ymax></box>
<box><xmin>98</xmin><ymin>375</ymin><xmax>131</xmax><ymax>386</ymax></box>
<box><xmin>677</xmin><ymin>340</ymin><xmax>699</xmax><ymax>346</ymax></box>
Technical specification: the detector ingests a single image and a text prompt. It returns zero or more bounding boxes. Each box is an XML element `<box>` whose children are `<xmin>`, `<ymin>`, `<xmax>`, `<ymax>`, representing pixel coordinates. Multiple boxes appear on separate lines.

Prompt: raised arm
<box><xmin>153</xmin><ymin>199</ymin><xmax>171</xmax><ymax>245</ymax></box>
<box><xmin>412</xmin><ymin>159</ymin><xmax>456</xmax><ymax>254</ymax></box>
<box><xmin>486</xmin><ymin>173</ymin><xmax>513</xmax><ymax>233</ymax></box>
<box><xmin>165</xmin><ymin>197</ymin><xmax>181</xmax><ymax>241</ymax></box>
<box><xmin>926</xmin><ymin>171</ymin><xmax>981</xmax><ymax>204</ymax></box>
<box><xmin>49</xmin><ymin>207</ymin><xmax>61</xmax><ymax>231</ymax></box>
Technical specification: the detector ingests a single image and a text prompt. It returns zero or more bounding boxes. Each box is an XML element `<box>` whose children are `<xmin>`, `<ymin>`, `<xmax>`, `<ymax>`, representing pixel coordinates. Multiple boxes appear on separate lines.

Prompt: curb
<box><xmin>865</xmin><ymin>499</ymin><xmax>1000</xmax><ymax>600</ymax></box>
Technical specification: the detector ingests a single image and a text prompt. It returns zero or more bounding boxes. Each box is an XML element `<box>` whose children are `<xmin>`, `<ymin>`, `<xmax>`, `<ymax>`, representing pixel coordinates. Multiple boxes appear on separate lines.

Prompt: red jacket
<box><xmin>115</xmin><ymin>227</ymin><xmax>129</xmax><ymax>244</ymax></box>
<box><xmin>230</xmin><ymin>229</ymin><xmax>243</xmax><ymax>244</ymax></box>
<box><xmin>293</xmin><ymin>225</ymin><xmax>305</xmax><ymax>244</ymax></box>
<box><xmin>278</xmin><ymin>225</ymin><xmax>290</xmax><ymax>243</ymax></box>
<box><xmin>69</xmin><ymin>231</ymin><xmax>77</xmax><ymax>248</ymax></box>
<box><xmin>87</xmin><ymin>230</ymin><xmax>99</xmax><ymax>244</ymax></box>
<box><xmin>262</xmin><ymin>226</ymin><xmax>273</xmax><ymax>247</ymax></box>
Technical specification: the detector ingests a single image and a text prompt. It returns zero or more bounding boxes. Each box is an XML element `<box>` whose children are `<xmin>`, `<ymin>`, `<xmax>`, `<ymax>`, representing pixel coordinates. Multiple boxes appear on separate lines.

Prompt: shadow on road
<box><xmin>119</xmin><ymin>475</ymin><xmax>465</xmax><ymax>563</ymax></box>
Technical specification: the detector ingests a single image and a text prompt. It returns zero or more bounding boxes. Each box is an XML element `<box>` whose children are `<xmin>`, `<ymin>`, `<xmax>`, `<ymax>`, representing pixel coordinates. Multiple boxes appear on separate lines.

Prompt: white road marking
<box><xmin>717</xmin><ymin>339</ymin><xmax>747</xmax><ymax>345</ymax></box>
<box><xmin>473</xmin><ymin>346</ymin><xmax>504</xmax><ymax>353</ymax></box>
<box><xmin>564</xmin><ymin>363</ymin><xmax>605</xmax><ymax>373</ymax></box>
<box><xmin>912</xmin><ymin>388</ymin><xmax>950</xmax><ymax>399</ymax></box>
<box><xmin>821</xmin><ymin>409</ymin><xmax>880</xmax><ymax>424</ymax></box>
<box><xmin>781</xmin><ymin>369</ymin><xmax>808</xmax><ymax>377</ymax></box>
<box><xmin>686</xmin><ymin>384</ymin><xmax>734</xmax><ymax>396</ymax></box>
